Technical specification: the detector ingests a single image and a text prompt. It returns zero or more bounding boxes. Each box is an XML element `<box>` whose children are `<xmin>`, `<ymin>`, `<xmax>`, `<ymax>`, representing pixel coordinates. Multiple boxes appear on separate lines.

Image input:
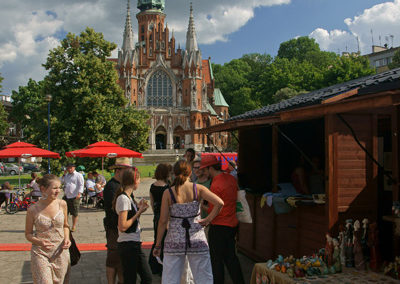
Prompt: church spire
<box><xmin>185</xmin><ymin>2</ymin><xmax>198</xmax><ymax>52</ymax></box>
<box><xmin>122</xmin><ymin>0</ymin><xmax>134</xmax><ymax>52</ymax></box>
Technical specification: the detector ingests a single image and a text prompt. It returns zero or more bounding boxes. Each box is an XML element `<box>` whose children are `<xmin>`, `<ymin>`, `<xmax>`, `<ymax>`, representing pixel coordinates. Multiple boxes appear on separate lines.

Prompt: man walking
<box><xmin>200</xmin><ymin>155</ymin><xmax>245</xmax><ymax>284</ymax></box>
<box><xmin>61</xmin><ymin>163</ymin><xmax>84</xmax><ymax>232</ymax></box>
<box><xmin>103</xmin><ymin>158</ymin><xmax>134</xmax><ymax>284</ymax></box>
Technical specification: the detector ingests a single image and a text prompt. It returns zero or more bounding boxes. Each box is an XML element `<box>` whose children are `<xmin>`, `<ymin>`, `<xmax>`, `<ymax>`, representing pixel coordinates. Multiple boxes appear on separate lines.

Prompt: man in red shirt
<box><xmin>200</xmin><ymin>155</ymin><xmax>245</xmax><ymax>284</ymax></box>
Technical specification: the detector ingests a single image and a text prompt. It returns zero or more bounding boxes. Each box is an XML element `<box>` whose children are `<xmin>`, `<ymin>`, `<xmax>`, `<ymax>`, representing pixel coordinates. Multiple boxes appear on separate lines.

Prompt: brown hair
<box><xmin>173</xmin><ymin>160</ymin><xmax>191</xmax><ymax>195</ymax></box>
<box><xmin>185</xmin><ymin>148</ymin><xmax>195</xmax><ymax>162</ymax></box>
<box><xmin>30</xmin><ymin>172</ymin><xmax>38</xmax><ymax>181</ymax></box>
<box><xmin>112</xmin><ymin>167</ymin><xmax>140</xmax><ymax>211</ymax></box>
<box><xmin>154</xmin><ymin>163</ymin><xmax>170</xmax><ymax>182</ymax></box>
<box><xmin>37</xmin><ymin>174</ymin><xmax>60</xmax><ymax>189</ymax></box>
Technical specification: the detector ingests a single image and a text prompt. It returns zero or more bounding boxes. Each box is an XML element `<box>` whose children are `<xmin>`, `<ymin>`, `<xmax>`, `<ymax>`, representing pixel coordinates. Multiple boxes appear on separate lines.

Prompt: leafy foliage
<box><xmin>214</xmin><ymin>37</ymin><xmax>375</xmax><ymax>117</ymax></box>
<box><xmin>11</xmin><ymin>28</ymin><xmax>150</xmax><ymax>173</ymax></box>
<box><xmin>389</xmin><ymin>49</ymin><xmax>400</xmax><ymax>69</ymax></box>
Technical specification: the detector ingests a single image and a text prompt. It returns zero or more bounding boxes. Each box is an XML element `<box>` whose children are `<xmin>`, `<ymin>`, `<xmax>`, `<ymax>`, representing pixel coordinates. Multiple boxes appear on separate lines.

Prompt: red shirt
<box><xmin>208</xmin><ymin>172</ymin><xmax>238</xmax><ymax>227</ymax></box>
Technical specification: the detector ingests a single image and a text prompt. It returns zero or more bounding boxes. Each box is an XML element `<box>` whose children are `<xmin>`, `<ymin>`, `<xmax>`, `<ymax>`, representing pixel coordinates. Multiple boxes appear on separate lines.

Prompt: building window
<box><xmin>147</xmin><ymin>70</ymin><xmax>173</xmax><ymax>107</ymax></box>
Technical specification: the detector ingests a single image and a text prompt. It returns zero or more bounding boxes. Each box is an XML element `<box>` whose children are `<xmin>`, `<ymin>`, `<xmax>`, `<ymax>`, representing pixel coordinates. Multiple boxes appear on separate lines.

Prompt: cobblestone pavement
<box><xmin>0</xmin><ymin>178</ymin><xmax>255</xmax><ymax>283</ymax></box>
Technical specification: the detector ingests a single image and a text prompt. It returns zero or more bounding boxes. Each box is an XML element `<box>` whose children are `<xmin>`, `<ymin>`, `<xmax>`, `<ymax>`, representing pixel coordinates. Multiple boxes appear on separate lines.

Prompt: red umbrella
<box><xmin>0</xmin><ymin>141</ymin><xmax>60</xmax><ymax>188</ymax></box>
<box><xmin>65</xmin><ymin>141</ymin><xmax>142</xmax><ymax>158</ymax></box>
<box><xmin>0</xmin><ymin>142</ymin><xmax>60</xmax><ymax>158</ymax></box>
<box><xmin>65</xmin><ymin>141</ymin><xmax>143</xmax><ymax>172</ymax></box>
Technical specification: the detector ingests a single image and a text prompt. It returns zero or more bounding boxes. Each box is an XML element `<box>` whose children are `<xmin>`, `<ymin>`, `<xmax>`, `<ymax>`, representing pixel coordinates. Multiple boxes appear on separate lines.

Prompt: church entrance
<box><xmin>173</xmin><ymin>126</ymin><xmax>184</xmax><ymax>149</ymax></box>
<box><xmin>155</xmin><ymin>126</ymin><xmax>167</xmax><ymax>149</ymax></box>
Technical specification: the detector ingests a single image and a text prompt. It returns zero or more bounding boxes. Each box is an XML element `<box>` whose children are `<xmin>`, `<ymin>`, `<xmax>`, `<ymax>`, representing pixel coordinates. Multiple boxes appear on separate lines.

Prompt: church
<box><xmin>113</xmin><ymin>0</ymin><xmax>229</xmax><ymax>151</ymax></box>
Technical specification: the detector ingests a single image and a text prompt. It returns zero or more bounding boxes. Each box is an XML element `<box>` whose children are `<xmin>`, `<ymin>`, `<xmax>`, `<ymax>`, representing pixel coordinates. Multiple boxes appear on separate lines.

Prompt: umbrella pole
<box><xmin>102</xmin><ymin>157</ymin><xmax>104</xmax><ymax>176</ymax></box>
<box><xmin>18</xmin><ymin>158</ymin><xmax>21</xmax><ymax>190</ymax></box>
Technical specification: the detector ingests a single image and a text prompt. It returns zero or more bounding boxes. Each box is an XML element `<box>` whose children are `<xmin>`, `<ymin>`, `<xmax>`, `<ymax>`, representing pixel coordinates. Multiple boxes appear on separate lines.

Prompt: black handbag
<box><xmin>69</xmin><ymin>231</ymin><xmax>81</xmax><ymax>266</ymax></box>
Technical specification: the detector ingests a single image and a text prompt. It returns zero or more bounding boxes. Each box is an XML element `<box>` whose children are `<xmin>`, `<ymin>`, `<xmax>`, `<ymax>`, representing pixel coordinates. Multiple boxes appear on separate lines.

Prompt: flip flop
<box><xmin>71</xmin><ymin>228</ymin><xmax>76</xmax><ymax>232</ymax></box>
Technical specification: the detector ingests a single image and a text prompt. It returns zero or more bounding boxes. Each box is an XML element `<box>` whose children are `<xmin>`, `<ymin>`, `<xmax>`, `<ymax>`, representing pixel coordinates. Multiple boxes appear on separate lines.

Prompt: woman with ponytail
<box><xmin>25</xmin><ymin>174</ymin><xmax>71</xmax><ymax>283</ymax></box>
<box><xmin>153</xmin><ymin>160</ymin><xmax>224</xmax><ymax>284</ymax></box>
<box><xmin>112</xmin><ymin>167</ymin><xmax>152</xmax><ymax>284</ymax></box>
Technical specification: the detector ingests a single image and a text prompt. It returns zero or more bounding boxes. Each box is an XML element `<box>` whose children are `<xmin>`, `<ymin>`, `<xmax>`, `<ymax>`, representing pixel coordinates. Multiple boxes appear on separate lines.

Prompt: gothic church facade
<box><xmin>113</xmin><ymin>0</ymin><xmax>229</xmax><ymax>151</ymax></box>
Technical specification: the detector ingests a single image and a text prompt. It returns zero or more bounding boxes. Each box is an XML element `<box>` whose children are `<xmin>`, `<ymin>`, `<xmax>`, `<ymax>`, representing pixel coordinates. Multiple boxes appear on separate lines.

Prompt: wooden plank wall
<box><xmin>238</xmin><ymin>194</ymin><xmax>326</xmax><ymax>261</ymax></box>
<box><xmin>331</xmin><ymin>114</ymin><xmax>378</xmax><ymax>225</ymax></box>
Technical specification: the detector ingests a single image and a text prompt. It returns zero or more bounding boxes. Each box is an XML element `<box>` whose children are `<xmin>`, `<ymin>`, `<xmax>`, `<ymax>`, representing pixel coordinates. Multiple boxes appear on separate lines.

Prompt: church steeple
<box><xmin>186</xmin><ymin>3</ymin><xmax>198</xmax><ymax>52</ymax></box>
<box><xmin>122</xmin><ymin>0</ymin><xmax>134</xmax><ymax>52</ymax></box>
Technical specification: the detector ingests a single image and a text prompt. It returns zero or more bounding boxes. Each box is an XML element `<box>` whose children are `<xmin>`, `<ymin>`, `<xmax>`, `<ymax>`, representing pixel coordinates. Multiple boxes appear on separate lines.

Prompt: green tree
<box><xmin>12</xmin><ymin>28</ymin><xmax>150</xmax><ymax>173</ymax></box>
<box><xmin>272</xmin><ymin>87</ymin><xmax>307</xmax><ymax>103</ymax></box>
<box><xmin>277</xmin><ymin>36</ymin><xmax>320</xmax><ymax>62</ymax></box>
<box><xmin>389</xmin><ymin>49</ymin><xmax>400</xmax><ymax>69</ymax></box>
<box><xmin>322</xmin><ymin>54</ymin><xmax>375</xmax><ymax>86</ymax></box>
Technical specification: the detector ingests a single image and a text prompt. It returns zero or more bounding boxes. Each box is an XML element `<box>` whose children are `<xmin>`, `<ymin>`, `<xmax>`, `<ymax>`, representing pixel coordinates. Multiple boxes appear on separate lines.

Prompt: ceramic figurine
<box><xmin>345</xmin><ymin>219</ymin><xmax>354</xmax><ymax>267</ymax></box>
<box><xmin>332</xmin><ymin>238</ymin><xmax>342</xmax><ymax>272</ymax></box>
<box><xmin>353</xmin><ymin>220</ymin><xmax>365</xmax><ymax>270</ymax></box>
<box><xmin>324</xmin><ymin>233</ymin><xmax>334</xmax><ymax>266</ymax></box>
<box><xmin>338</xmin><ymin>224</ymin><xmax>346</xmax><ymax>266</ymax></box>
<box><xmin>361</xmin><ymin>218</ymin><xmax>370</xmax><ymax>266</ymax></box>
<box><xmin>368</xmin><ymin>222</ymin><xmax>381</xmax><ymax>271</ymax></box>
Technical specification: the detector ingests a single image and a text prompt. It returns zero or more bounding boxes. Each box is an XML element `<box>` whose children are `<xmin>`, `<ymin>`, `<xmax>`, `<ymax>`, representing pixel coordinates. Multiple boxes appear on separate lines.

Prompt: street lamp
<box><xmin>45</xmin><ymin>94</ymin><xmax>52</xmax><ymax>173</ymax></box>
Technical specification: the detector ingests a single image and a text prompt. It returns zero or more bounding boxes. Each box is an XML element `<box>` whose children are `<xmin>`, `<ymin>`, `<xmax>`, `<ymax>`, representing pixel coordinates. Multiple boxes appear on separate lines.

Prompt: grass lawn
<box><xmin>0</xmin><ymin>165</ymin><xmax>157</xmax><ymax>188</ymax></box>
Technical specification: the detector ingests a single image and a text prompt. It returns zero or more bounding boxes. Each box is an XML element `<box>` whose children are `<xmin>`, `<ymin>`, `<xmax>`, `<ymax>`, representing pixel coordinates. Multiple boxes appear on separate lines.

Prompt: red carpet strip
<box><xmin>0</xmin><ymin>242</ymin><xmax>153</xmax><ymax>251</ymax></box>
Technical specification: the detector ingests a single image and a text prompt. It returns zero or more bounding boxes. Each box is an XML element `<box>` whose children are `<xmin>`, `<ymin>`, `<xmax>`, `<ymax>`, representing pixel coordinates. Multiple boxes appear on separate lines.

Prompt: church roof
<box><xmin>213</xmin><ymin>89</ymin><xmax>229</xmax><ymax>107</ymax></box>
<box><xmin>207</xmin><ymin>102</ymin><xmax>217</xmax><ymax>115</ymax></box>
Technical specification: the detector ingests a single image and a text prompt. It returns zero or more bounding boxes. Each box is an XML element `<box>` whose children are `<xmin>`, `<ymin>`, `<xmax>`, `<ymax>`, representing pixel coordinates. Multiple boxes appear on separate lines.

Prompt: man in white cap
<box><xmin>103</xmin><ymin>157</ymin><xmax>134</xmax><ymax>284</ymax></box>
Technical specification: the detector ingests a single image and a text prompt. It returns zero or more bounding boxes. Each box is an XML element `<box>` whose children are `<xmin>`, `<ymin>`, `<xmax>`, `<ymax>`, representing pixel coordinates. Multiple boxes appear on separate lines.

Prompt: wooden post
<box><xmin>392</xmin><ymin>106</ymin><xmax>400</xmax><ymax>201</ymax></box>
<box><xmin>272</xmin><ymin>125</ymin><xmax>278</xmax><ymax>192</ymax></box>
<box><xmin>326</xmin><ymin>115</ymin><xmax>338</xmax><ymax>230</ymax></box>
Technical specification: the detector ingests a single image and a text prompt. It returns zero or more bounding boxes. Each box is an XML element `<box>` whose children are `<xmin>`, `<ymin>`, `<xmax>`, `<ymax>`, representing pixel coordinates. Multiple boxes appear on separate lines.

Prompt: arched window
<box><xmin>147</xmin><ymin>70</ymin><xmax>173</xmax><ymax>107</ymax></box>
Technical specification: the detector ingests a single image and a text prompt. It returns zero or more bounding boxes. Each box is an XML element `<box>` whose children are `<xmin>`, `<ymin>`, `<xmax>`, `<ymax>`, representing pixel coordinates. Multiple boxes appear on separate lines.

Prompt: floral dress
<box><xmin>31</xmin><ymin>201</ymin><xmax>70</xmax><ymax>284</ymax></box>
<box><xmin>163</xmin><ymin>184</ymin><xmax>209</xmax><ymax>255</ymax></box>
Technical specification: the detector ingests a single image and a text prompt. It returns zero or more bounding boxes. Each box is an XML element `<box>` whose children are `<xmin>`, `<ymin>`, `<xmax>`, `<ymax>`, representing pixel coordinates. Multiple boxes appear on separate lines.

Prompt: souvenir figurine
<box><xmin>368</xmin><ymin>222</ymin><xmax>381</xmax><ymax>271</ymax></box>
<box><xmin>345</xmin><ymin>219</ymin><xmax>354</xmax><ymax>267</ymax></box>
<box><xmin>353</xmin><ymin>220</ymin><xmax>365</xmax><ymax>270</ymax></box>
<box><xmin>338</xmin><ymin>224</ymin><xmax>346</xmax><ymax>266</ymax></box>
<box><xmin>324</xmin><ymin>233</ymin><xmax>334</xmax><ymax>266</ymax></box>
<box><xmin>361</xmin><ymin>218</ymin><xmax>370</xmax><ymax>266</ymax></box>
<box><xmin>332</xmin><ymin>238</ymin><xmax>342</xmax><ymax>272</ymax></box>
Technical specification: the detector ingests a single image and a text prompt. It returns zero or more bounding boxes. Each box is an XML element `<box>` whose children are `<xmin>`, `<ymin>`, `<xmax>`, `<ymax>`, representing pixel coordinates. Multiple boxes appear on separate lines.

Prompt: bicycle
<box><xmin>5</xmin><ymin>190</ymin><xmax>36</xmax><ymax>214</ymax></box>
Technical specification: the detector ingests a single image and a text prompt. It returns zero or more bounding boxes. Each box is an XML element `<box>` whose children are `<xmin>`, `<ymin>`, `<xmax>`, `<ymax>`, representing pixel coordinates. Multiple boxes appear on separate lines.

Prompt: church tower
<box><xmin>114</xmin><ymin>0</ymin><xmax>229</xmax><ymax>151</ymax></box>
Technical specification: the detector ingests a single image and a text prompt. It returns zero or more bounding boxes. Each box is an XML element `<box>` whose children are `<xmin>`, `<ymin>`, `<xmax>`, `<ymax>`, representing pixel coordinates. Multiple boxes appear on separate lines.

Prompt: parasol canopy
<box><xmin>65</xmin><ymin>141</ymin><xmax>142</xmax><ymax>158</ymax></box>
<box><xmin>0</xmin><ymin>141</ymin><xmax>60</xmax><ymax>189</ymax></box>
<box><xmin>0</xmin><ymin>142</ymin><xmax>60</xmax><ymax>158</ymax></box>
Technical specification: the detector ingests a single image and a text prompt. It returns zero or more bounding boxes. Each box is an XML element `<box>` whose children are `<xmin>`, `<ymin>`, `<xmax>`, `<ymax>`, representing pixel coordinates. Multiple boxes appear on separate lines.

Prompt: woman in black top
<box><xmin>148</xmin><ymin>163</ymin><xmax>171</xmax><ymax>274</ymax></box>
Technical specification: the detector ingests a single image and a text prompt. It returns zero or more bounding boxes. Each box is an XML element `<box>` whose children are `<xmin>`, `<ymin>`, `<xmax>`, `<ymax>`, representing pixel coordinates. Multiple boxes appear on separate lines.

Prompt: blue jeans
<box><xmin>117</xmin><ymin>241</ymin><xmax>152</xmax><ymax>284</ymax></box>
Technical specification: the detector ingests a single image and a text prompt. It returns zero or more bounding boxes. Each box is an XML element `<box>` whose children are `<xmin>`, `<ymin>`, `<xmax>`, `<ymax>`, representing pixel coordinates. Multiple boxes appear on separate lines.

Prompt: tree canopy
<box><xmin>11</xmin><ymin>28</ymin><xmax>150</xmax><ymax>173</ymax></box>
<box><xmin>389</xmin><ymin>49</ymin><xmax>400</xmax><ymax>69</ymax></box>
<box><xmin>213</xmin><ymin>37</ymin><xmax>375</xmax><ymax>117</ymax></box>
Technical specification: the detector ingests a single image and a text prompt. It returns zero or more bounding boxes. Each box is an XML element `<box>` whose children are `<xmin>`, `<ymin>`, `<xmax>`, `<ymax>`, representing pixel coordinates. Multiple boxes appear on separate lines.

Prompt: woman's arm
<box><xmin>150</xmin><ymin>191</ymin><xmax>154</xmax><ymax>212</ymax></box>
<box><xmin>198</xmin><ymin>185</ymin><xmax>224</xmax><ymax>226</ymax></box>
<box><xmin>153</xmin><ymin>190</ymin><xmax>170</xmax><ymax>257</ymax></box>
<box><xmin>25</xmin><ymin>206</ymin><xmax>53</xmax><ymax>249</ymax></box>
<box><xmin>117</xmin><ymin>197</ymin><xmax>148</xmax><ymax>232</ymax></box>
<box><xmin>61</xmin><ymin>200</ymin><xmax>71</xmax><ymax>248</ymax></box>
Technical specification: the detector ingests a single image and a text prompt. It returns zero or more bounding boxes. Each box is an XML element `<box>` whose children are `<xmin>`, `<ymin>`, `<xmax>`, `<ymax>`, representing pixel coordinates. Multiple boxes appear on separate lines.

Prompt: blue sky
<box><xmin>200</xmin><ymin>0</ymin><xmax>395</xmax><ymax>64</ymax></box>
<box><xmin>0</xmin><ymin>0</ymin><xmax>399</xmax><ymax>94</ymax></box>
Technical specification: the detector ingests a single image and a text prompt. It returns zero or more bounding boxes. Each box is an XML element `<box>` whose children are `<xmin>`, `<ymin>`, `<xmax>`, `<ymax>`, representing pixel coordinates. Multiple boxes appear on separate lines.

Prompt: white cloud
<box><xmin>310</xmin><ymin>0</ymin><xmax>400</xmax><ymax>55</ymax></box>
<box><xmin>0</xmin><ymin>0</ymin><xmax>289</xmax><ymax>95</ymax></box>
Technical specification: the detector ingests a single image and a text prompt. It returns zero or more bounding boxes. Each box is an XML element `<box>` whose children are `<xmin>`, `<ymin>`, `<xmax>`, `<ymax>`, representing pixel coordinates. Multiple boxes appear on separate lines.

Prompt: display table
<box><xmin>250</xmin><ymin>262</ymin><xmax>399</xmax><ymax>284</ymax></box>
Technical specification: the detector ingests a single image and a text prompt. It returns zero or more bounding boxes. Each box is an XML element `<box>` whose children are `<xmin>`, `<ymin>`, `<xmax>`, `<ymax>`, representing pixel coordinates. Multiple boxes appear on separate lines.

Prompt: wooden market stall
<box><xmin>195</xmin><ymin>68</ymin><xmax>400</xmax><ymax>262</ymax></box>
